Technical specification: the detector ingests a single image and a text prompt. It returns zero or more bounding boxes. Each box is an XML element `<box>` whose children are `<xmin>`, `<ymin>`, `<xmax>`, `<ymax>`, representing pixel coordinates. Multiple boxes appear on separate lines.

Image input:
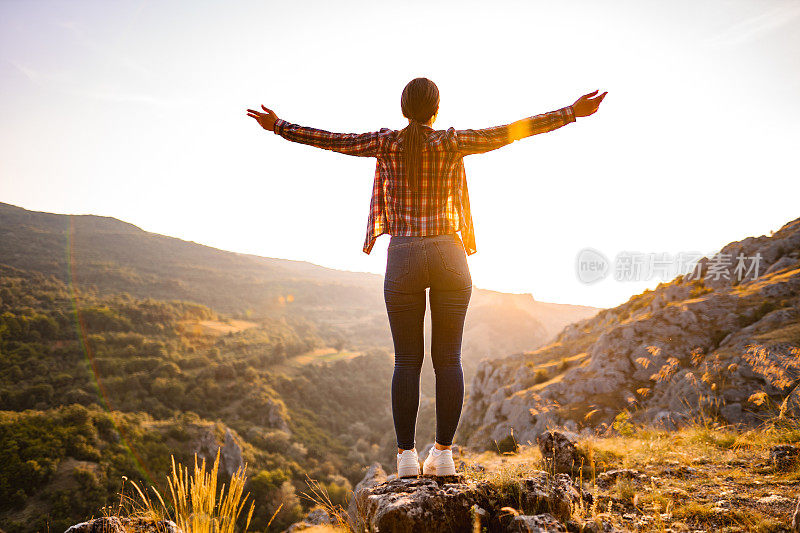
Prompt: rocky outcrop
<box><xmin>193</xmin><ymin>425</ymin><xmax>244</xmax><ymax>477</ymax></box>
<box><xmin>346</xmin><ymin>461</ymin><xmax>592</xmax><ymax>533</ymax></box>
<box><xmin>461</xmin><ymin>217</ymin><xmax>800</xmax><ymax>449</ymax></box>
<box><xmin>64</xmin><ymin>517</ymin><xmax>180</xmax><ymax>533</ymax></box>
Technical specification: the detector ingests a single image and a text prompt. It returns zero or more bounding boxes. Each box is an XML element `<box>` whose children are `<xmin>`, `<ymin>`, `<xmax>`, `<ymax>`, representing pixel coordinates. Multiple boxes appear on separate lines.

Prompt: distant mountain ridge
<box><xmin>0</xmin><ymin>202</ymin><xmax>599</xmax><ymax>372</ymax></box>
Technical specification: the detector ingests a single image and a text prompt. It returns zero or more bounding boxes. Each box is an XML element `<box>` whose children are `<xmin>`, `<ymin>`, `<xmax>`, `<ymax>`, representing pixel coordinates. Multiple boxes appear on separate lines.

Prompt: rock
<box><xmin>661</xmin><ymin>464</ymin><xmax>698</xmax><ymax>478</ymax></box>
<box><xmin>221</xmin><ymin>428</ymin><xmax>244</xmax><ymax>477</ymax></box>
<box><xmin>124</xmin><ymin>519</ymin><xmax>181</xmax><ymax>533</ymax></box>
<box><xmin>769</xmin><ymin>444</ymin><xmax>800</xmax><ymax>471</ymax></box>
<box><xmin>652</xmin><ymin>410</ymin><xmax>687</xmax><ymax>431</ymax></box>
<box><xmin>64</xmin><ymin>518</ymin><xmax>181</xmax><ymax>533</ymax></box>
<box><xmin>193</xmin><ymin>425</ymin><xmax>244</xmax><ymax>477</ymax></box>
<box><xmin>347</xmin><ymin>462</ymin><xmax>387</xmax><ymax>528</ymax></box>
<box><xmin>265</xmin><ymin>398</ymin><xmax>292</xmax><ymax>433</ymax></box>
<box><xmin>792</xmin><ymin>496</ymin><xmax>800</xmax><ymax>531</ymax></box>
<box><xmin>471</xmin><ymin>504</ymin><xmax>490</xmax><ymax>531</ymax></box>
<box><xmin>65</xmin><ymin>518</ymin><xmax>125</xmax><ymax>533</ymax></box>
<box><xmin>348</xmin><ymin>470</ymin><xmax>583</xmax><ymax>532</ymax></box>
<box><xmin>595</xmin><ymin>469</ymin><xmax>649</xmax><ymax>489</ymax></box>
<box><xmin>283</xmin><ymin>505</ymin><xmax>334</xmax><ymax>531</ymax></box>
<box><xmin>505</xmin><ymin>513</ymin><xmax>566</xmax><ymax>532</ymax></box>
<box><xmin>757</xmin><ymin>494</ymin><xmax>794</xmax><ymax>505</ymax></box>
<box><xmin>572</xmin><ymin>517</ymin><xmax>627</xmax><ymax>532</ymax></box>
<box><xmin>305</xmin><ymin>507</ymin><xmax>332</xmax><ymax>525</ymax></box>
<box><xmin>719</xmin><ymin>402</ymin><xmax>744</xmax><ymax>424</ymax></box>
<box><xmin>765</xmin><ymin>256</ymin><xmax>797</xmax><ymax>275</ymax></box>
<box><xmin>537</xmin><ymin>430</ymin><xmax>588</xmax><ymax>475</ymax></box>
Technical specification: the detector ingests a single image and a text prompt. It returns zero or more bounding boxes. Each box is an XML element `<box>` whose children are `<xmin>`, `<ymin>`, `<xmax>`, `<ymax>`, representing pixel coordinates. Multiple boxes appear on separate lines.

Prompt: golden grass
<box><xmin>120</xmin><ymin>447</ymin><xmax>254</xmax><ymax>532</ymax></box>
<box><xmin>297</xmin><ymin>473</ymin><xmax>351</xmax><ymax>531</ymax></box>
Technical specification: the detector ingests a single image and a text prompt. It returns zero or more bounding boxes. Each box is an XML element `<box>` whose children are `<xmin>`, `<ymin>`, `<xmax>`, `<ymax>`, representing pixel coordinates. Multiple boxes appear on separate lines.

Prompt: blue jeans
<box><xmin>384</xmin><ymin>232</ymin><xmax>472</xmax><ymax>450</ymax></box>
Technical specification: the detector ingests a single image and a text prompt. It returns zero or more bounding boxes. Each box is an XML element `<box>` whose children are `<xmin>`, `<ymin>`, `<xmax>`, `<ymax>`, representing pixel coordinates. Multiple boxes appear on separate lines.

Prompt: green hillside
<box><xmin>0</xmin><ymin>265</ymin><xmax>393</xmax><ymax>531</ymax></box>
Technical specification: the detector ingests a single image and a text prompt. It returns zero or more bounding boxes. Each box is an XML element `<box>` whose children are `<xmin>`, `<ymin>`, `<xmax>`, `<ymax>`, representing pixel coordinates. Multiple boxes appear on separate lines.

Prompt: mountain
<box><xmin>459</xmin><ymin>216</ymin><xmax>800</xmax><ymax>450</ymax></box>
<box><xmin>0</xmin><ymin>202</ymin><xmax>598</xmax><ymax>378</ymax></box>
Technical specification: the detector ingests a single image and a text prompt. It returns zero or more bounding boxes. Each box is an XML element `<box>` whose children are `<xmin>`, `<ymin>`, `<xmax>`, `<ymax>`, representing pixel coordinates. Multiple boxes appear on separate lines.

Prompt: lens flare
<box><xmin>66</xmin><ymin>215</ymin><xmax>157</xmax><ymax>486</ymax></box>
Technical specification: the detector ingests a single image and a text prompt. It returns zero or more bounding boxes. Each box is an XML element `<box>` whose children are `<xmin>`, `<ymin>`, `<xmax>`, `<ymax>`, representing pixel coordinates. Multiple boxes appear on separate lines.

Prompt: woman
<box><xmin>246</xmin><ymin>79</ymin><xmax>607</xmax><ymax>478</ymax></box>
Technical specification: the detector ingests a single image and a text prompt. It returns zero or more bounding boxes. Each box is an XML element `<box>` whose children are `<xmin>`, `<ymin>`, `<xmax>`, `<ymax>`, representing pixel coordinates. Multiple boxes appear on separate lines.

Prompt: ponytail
<box><xmin>400</xmin><ymin>78</ymin><xmax>439</xmax><ymax>190</ymax></box>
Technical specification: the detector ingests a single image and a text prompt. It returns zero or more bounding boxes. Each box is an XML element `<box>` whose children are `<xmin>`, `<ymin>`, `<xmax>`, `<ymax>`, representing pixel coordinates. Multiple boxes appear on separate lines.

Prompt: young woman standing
<box><xmin>247</xmin><ymin>79</ymin><xmax>607</xmax><ymax>478</ymax></box>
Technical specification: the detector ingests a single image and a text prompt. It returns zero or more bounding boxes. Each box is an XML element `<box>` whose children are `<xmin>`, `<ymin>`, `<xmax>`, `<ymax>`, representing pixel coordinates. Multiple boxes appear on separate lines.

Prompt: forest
<box><xmin>0</xmin><ymin>265</ymin><xmax>396</xmax><ymax>532</ymax></box>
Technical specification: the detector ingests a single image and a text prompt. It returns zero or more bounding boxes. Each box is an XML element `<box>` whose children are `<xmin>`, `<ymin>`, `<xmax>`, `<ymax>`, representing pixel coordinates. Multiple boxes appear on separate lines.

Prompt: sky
<box><xmin>1</xmin><ymin>0</ymin><xmax>798</xmax><ymax>308</ymax></box>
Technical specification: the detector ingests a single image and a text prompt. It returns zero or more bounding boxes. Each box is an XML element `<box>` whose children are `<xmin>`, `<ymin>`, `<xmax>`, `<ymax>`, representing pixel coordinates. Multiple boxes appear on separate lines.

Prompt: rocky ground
<box><xmin>280</xmin><ymin>424</ymin><xmax>800</xmax><ymax>533</ymax></box>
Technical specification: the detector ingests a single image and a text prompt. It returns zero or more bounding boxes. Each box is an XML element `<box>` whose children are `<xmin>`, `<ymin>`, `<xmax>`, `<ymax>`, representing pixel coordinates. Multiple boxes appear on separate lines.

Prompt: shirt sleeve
<box><xmin>456</xmin><ymin>106</ymin><xmax>576</xmax><ymax>157</ymax></box>
<box><xmin>273</xmin><ymin>119</ymin><xmax>382</xmax><ymax>157</ymax></box>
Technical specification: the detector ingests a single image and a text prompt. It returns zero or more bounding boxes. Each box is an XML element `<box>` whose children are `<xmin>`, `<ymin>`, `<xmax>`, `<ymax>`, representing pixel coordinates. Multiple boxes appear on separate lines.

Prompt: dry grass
<box><xmin>297</xmin><ymin>473</ymin><xmax>351</xmax><ymax>531</ymax></box>
<box><xmin>117</xmin><ymin>447</ymin><xmax>254</xmax><ymax>532</ymax></box>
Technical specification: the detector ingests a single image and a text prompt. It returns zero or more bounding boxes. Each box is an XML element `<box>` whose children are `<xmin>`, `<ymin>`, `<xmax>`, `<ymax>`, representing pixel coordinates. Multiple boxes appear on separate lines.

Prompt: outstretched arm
<box><xmin>456</xmin><ymin>90</ymin><xmax>608</xmax><ymax>156</ymax></box>
<box><xmin>246</xmin><ymin>105</ymin><xmax>381</xmax><ymax>157</ymax></box>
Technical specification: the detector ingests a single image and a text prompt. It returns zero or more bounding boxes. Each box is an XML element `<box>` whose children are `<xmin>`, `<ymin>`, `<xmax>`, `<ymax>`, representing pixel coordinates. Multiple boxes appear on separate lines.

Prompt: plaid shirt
<box><xmin>273</xmin><ymin>105</ymin><xmax>575</xmax><ymax>255</ymax></box>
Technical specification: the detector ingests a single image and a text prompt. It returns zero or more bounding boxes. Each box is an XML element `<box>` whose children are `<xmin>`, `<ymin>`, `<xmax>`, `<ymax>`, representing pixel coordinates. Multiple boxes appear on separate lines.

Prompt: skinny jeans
<box><xmin>383</xmin><ymin>232</ymin><xmax>472</xmax><ymax>450</ymax></box>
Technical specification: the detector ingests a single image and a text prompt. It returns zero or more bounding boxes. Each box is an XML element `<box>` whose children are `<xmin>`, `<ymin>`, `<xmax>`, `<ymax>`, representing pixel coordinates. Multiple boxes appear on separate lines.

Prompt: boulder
<box><xmin>769</xmin><ymin>444</ymin><xmax>800</xmax><ymax>471</ymax></box>
<box><xmin>537</xmin><ymin>430</ymin><xmax>588</xmax><ymax>475</ymax></box>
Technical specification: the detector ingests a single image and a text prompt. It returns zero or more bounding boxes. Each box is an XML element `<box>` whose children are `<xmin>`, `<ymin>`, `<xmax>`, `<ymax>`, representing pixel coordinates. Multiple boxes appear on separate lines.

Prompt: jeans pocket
<box><xmin>434</xmin><ymin>240</ymin><xmax>467</xmax><ymax>277</ymax></box>
<box><xmin>385</xmin><ymin>245</ymin><xmax>411</xmax><ymax>283</ymax></box>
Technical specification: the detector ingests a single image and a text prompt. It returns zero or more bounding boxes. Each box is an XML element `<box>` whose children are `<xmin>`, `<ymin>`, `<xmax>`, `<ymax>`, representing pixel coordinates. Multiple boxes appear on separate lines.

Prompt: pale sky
<box><xmin>1</xmin><ymin>0</ymin><xmax>798</xmax><ymax>308</ymax></box>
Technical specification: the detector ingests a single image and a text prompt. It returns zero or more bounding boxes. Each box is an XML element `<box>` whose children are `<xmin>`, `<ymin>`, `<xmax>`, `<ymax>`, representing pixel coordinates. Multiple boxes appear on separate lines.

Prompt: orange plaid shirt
<box><xmin>273</xmin><ymin>106</ymin><xmax>575</xmax><ymax>255</ymax></box>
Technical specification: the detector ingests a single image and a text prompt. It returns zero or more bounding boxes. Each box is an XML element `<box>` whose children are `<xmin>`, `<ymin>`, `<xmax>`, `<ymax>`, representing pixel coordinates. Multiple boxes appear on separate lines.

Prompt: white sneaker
<box><xmin>422</xmin><ymin>446</ymin><xmax>456</xmax><ymax>476</ymax></box>
<box><xmin>397</xmin><ymin>449</ymin><xmax>420</xmax><ymax>478</ymax></box>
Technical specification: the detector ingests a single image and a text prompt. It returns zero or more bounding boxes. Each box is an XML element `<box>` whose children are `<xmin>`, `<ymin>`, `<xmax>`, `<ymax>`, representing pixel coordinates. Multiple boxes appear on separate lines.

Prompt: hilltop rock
<box><xmin>460</xmin><ymin>217</ymin><xmax>800</xmax><ymax>449</ymax></box>
<box><xmin>347</xmin><ymin>467</ymin><xmax>589</xmax><ymax>532</ymax></box>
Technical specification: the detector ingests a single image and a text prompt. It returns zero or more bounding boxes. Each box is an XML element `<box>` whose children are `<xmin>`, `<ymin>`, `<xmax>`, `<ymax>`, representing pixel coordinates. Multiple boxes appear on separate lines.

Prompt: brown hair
<box><xmin>400</xmin><ymin>78</ymin><xmax>439</xmax><ymax>189</ymax></box>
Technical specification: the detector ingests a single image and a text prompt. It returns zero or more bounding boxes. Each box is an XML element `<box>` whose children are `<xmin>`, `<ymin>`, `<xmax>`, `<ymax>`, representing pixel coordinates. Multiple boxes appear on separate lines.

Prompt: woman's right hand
<box><xmin>247</xmin><ymin>105</ymin><xmax>280</xmax><ymax>131</ymax></box>
<box><xmin>572</xmin><ymin>90</ymin><xmax>608</xmax><ymax>117</ymax></box>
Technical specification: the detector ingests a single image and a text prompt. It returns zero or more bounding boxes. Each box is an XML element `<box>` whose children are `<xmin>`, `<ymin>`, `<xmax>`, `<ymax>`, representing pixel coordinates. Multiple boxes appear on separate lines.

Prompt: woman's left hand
<box><xmin>247</xmin><ymin>105</ymin><xmax>279</xmax><ymax>131</ymax></box>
